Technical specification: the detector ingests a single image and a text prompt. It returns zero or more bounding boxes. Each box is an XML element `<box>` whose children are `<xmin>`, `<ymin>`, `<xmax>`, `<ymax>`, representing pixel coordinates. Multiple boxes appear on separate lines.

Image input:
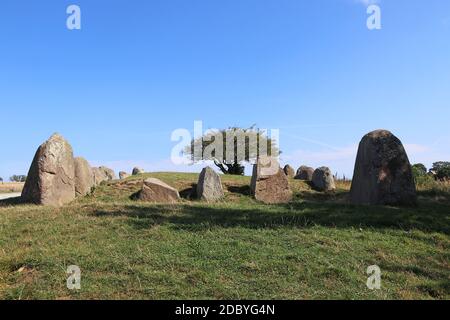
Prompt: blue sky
<box><xmin>1</xmin><ymin>0</ymin><xmax>449</xmax><ymax>179</ymax></box>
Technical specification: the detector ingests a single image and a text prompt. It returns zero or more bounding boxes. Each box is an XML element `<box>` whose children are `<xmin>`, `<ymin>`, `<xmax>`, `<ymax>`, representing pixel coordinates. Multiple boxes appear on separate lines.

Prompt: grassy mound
<box><xmin>0</xmin><ymin>172</ymin><xmax>448</xmax><ymax>299</ymax></box>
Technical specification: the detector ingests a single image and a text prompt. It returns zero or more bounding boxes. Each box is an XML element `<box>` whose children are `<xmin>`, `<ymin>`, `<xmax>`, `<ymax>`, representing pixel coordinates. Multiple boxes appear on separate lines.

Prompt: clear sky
<box><xmin>1</xmin><ymin>0</ymin><xmax>449</xmax><ymax>180</ymax></box>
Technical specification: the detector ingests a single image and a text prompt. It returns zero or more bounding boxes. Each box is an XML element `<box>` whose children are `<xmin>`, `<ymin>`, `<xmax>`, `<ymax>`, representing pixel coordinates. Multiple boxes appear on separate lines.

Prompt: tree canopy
<box><xmin>9</xmin><ymin>175</ymin><xmax>27</xmax><ymax>182</ymax></box>
<box><xmin>432</xmin><ymin>161</ymin><xmax>450</xmax><ymax>180</ymax></box>
<box><xmin>412</xmin><ymin>163</ymin><xmax>427</xmax><ymax>177</ymax></box>
<box><xmin>184</xmin><ymin>126</ymin><xmax>279</xmax><ymax>175</ymax></box>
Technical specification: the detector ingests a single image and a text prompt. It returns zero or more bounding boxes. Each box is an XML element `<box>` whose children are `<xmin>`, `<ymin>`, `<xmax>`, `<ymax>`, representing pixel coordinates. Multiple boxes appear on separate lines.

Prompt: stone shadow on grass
<box><xmin>0</xmin><ymin>196</ymin><xmax>24</xmax><ymax>206</ymax></box>
<box><xmin>91</xmin><ymin>200</ymin><xmax>450</xmax><ymax>234</ymax></box>
<box><xmin>226</xmin><ymin>185</ymin><xmax>251</xmax><ymax>196</ymax></box>
<box><xmin>179</xmin><ymin>184</ymin><xmax>197</xmax><ymax>200</ymax></box>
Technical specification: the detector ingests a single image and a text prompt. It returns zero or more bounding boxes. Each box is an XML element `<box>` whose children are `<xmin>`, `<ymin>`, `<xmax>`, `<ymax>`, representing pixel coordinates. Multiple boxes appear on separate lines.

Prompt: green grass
<box><xmin>0</xmin><ymin>172</ymin><xmax>449</xmax><ymax>300</ymax></box>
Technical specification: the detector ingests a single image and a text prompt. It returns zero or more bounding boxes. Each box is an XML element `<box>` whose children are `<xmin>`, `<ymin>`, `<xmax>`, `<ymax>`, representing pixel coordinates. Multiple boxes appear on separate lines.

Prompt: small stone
<box><xmin>312</xmin><ymin>167</ymin><xmax>336</xmax><ymax>192</ymax></box>
<box><xmin>250</xmin><ymin>156</ymin><xmax>293</xmax><ymax>204</ymax></box>
<box><xmin>119</xmin><ymin>171</ymin><xmax>130</xmax><ymax>179</ymax></box>
<box><xmin>283</xmin><ymin>165</ymin><xmax>295</xmax><ymax>178</ymax></box>
<box><xmin>136</xmin><ymin>178</ymin><xmax>180</xmax><ymax>203</ymax></box>
<box><xmin>132</xmin><ymin>167</ymin><xmax>145</xmax><ymax>175</ymax></box>
<box><xmin>295</xmin><ymin>166</ymin><xmax>315</xmax><ymax>181</ymax></box>
<box><xmin>197</xmin><ymin>167</ymin><xmax>224</xmax><ymax>201</ymax></box>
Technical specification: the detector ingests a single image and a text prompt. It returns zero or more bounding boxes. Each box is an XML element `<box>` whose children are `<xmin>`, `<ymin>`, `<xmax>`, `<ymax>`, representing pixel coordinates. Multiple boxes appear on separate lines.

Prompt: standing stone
<box><xmin>74</xmin><ymin>157</ymin><xmax>94</xmax><ymax>197</ymax></box>
<box><xmin>21</xmin><ymin>133</ymin><xmax>76</xmax><ymax>206</ymax></box>
<box><xmin>283</xmin><ymin>165</ymin><xmax>295</xmax><ymax>178</ymax></box>
<box><xmin>136</xmin><ymin>178</ymin><xmax>180</xmax><ymax>203</ymax></box>
<box><xmin>350</xmin><ymin>130</ymin><xmax>417</xmax><ymax>205</ymax></box>
<box><xmin>312</xmin><ymin>167</ymin><xmax>336</xmax><ymax>191</ymax></box>
<box><xmin>99</xmin><ymin>166</ymin><xmax>116</xmax><ymax>180</ymax></box>
<box><xmin>92</xmin><ymin>166</ymin><xmax>115</xmax><ymax>185</ymax></box>
<box><xmin>197</xmin><ymin>166</ymin><xmax>224</xmax><ymax>201</ymax></box>
<box><xmin>250</xmin><ymin>156</ymin><xmax>293</xmax><ymax>204</ymax></box>
<box><xmin>119</xmin><ymin>171</ymin><xmax>130</xmax><ymax>179</ymax></box>
<box><xmin>92</xmin><ymin>167</ymin><xmax>107</xmax><ymax>185</ymax></box>
<box><xmin>295</xmin><ymin>166</ymin><xmax>315</xmax><ymax>181</ymax></box>
<box><xmin>132</xmin><ymin>167</ymin><xmax>145</xmax><ymax>175</ymax></box>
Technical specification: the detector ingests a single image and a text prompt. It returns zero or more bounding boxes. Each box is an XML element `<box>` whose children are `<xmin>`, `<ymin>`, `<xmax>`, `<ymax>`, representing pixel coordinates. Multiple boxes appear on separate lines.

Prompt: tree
<box><xmin>9</xmin><ymin>175</ymin><xmax>27</xmax><ymax>182</ymax></box>
<box><xmin>0</xmin><ymin>177</ymin><xmax>3</xmax><ymax>184</ymax></box>
<box><xmin>431</xmin><ymin>161</ymin><xmax>449</xmax><ymax>171</ymax></box>
<box><xmin>184</xmin><ymin>126</ymin><xmax>279</xmax><ymax>175</ymax></box>
<box><xmin>411</xmin><ymin>163</ymin><xmax>434</xmax><ymax>186</ymax></box>
<box><xmin>412</xmin><ymin>163</ymin><xmax>427</xmax><ymax>177</ymax></box>
<box><xmin>431</xmin><ymin>161</ymin><xmax>450</xmax><ymax>180</ymax></box>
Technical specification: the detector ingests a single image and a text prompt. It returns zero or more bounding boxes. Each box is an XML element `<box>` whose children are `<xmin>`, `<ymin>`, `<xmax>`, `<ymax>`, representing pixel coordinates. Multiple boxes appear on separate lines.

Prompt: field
<box><xmin>0</xmin><ymin>182</ymin><xmax>24</xmax><ymax>194</ymax></box>
<box><xmin>0</xmin><ymin>172</ymin><xmax>449</xmax><ymax>300</ymax></box>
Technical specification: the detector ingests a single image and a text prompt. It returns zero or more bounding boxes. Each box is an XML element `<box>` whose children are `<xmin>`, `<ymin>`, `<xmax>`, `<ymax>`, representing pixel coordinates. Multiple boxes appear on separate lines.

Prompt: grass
<box><xmin>0</xmin><ymin>172</ymin><xmax>449</xmax><ymax>300</ymax></box>
<box><xmin>0</xmin><ymin>182</ymin><xmax>23</xmax><ymax>194</ymax></box>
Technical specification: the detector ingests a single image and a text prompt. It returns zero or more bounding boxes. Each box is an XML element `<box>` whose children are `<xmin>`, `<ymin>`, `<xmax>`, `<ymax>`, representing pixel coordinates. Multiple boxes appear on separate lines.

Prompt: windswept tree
<box><xmin>9</xmin><ymin>175</ymin><xmax>27</xmax><ymax>183</ymax></box>
<box><xmin>184</xmin><ymin>126</ymin><xmax>279</xmax><ymax>175</ymax></box>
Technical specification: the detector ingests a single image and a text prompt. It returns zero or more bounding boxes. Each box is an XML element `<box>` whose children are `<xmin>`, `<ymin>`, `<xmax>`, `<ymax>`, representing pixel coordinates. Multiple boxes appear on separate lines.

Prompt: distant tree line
<box><xmin>412</xmin><ymin>162</ymin><xmax>450</xmax><ymax>181</ymax></box>
<box><xmin>9</xmin><ymin>175</ymin><xmax>27</xmax><ymax>182</ymax></box>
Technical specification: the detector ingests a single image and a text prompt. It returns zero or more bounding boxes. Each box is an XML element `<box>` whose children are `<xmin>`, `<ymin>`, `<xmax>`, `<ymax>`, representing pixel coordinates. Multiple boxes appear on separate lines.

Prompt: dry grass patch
<box><xmin>0</xmin><ymin>183</ymin><xmax>24</xmax><ymax>194</ymax></box>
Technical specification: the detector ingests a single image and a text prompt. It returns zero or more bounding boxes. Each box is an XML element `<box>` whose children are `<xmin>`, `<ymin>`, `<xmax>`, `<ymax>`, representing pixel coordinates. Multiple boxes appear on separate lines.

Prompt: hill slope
<box><xmin>0</xmin><ymin>172</ymin><xmax>449</xmax><ymax>299</ymax></box>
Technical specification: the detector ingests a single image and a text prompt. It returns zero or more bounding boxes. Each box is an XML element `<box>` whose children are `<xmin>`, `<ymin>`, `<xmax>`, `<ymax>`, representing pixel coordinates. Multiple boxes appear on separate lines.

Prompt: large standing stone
<box><xmin>350</xmin><ymin>130</ymin><xmax>417</xmax><ymax>205</ymax></box>
<box><xmin>250</xmin><ymin>156</ymin><xmax>293</xmax><ymax>204</ymax></box>
<box><xmin>132</xmin><ymin>167</ymin><xmax>145</xmax><ymax>175</ymax></box>
<box><xmin>74</xmin><ymin>157</ymin><xmax>94</xmax><ymax>197</ymax></box>
<box><xmin>136</xmin><ymin>178</ymin><xmax>180</xmax><ymax>203</ymax></box>
<box><xmin>295</xmin><ymin>166</ymin><xmax>315</xmax><ymax>181</ymax></box>
<box><xmin>312</xmin><ymin>167</ymin><xmax>336</xmax><ymax>191</ymax></box>
<box><xmin>283</xmin><ymin>165</ymin><xmax>295</xmax><ymax>178</ymax></box>
<box><xmin>21</xmin><ymin>133</ymin><xmax>76</xmax><ymax>206</ymax></box>
<box><xmin>197</xmin><ymin>167</ymin><xmax>224</xmax><ymax>201</ymax></box>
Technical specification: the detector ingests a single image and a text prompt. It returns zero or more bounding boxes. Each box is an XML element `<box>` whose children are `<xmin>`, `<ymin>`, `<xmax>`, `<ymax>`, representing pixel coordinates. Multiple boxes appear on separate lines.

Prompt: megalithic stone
<box><xmin>350</xmin><ymin>130</ymin><xmax>417</xmax><ymax>206</ymax></box>
<box><xmin>251</xmin><ymin>156</ymin><xmax>293</xmax><ymax>204</ymax></box>
<box><xmin>22</xmin><ymin>133</ymin><xmax>76</xmax><ymax>206</ymax></box>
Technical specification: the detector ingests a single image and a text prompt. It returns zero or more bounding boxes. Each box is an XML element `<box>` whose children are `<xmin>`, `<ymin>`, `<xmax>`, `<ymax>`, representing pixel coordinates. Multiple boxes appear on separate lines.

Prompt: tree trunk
<box><xmin>213</xmin><ymin>161</ymin><xmax>245</xmax><ymax>175</ymax></box>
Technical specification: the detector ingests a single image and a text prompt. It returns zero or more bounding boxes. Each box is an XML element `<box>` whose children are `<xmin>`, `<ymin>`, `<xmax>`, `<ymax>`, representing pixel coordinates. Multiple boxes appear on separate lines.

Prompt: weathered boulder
<box><xmin>197</xmin><ymin>166</ymin><xmax>224</xmax><ymax>201</ymax></box>
<box><xmin>119</xmin><ymin>171</ymin><xmax>130</xmax><ymax>179</ymax></box>
<box><xmin>74</xmin><ymin>157</ymin><xmax>94</xmax><ymax>197</ymax></box>
<box><xmin>350</xmin><ymin>130</ymin><xmax>417</xmax><ymax>205</ymax></box>
<box><xmin>99</xmin><ymin>166</ymin><xmax>116</xmax><ymax>180</ymax></box>
<box><xmin>283</xmin><ymin>165</ymin><xmax>295</xmax><ymax>178</ymax></box>
<box><xmin>92</xmin><ymin>167</ymin><xmax>107</xmax><ymax>185</ymax></box>
<box><xmin>21</xmin><ymin>133</ymin><xmax>76</xmax><ymax>206</ymax></box>
<box><xmin>295</xmin><ymin>166</ymin><xmax>315</xmax><ymax>181</ymax></box>
<box><xmin>132</xmin><ymin>167</ymin><xmax>145</xmax><ymax>175</ymax></box>
<box><xmin>92</xmin><ymin>166</ymin><xmax>115</xmax><ymax>185</ymax></box>
<box><xmin>250</xmin><ymin>156</ymin><xmax>293</xmax><ymax>204</ymax></box>
<box><xmin>136</xmin><ymin>178</ymin><xmax>180</xmax><ymax>203</ymax></box>
<box><xmin>312</xmin><ymin>167</ymin><xmax>336</xmax><ymax>191</ymax></box>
